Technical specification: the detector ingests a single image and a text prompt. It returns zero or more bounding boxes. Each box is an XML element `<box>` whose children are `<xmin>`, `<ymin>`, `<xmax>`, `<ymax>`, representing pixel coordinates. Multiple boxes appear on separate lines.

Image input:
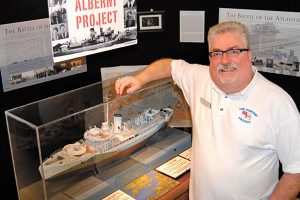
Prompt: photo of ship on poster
<box><xmin>39</xmin><ymin>107</ymin><xmax>173</xmax><ymax>180</ymax></box>
<box><xmin>52</xmin><ymin>28</ymin><xmax>137</xmax><ymax>57</ymax></box>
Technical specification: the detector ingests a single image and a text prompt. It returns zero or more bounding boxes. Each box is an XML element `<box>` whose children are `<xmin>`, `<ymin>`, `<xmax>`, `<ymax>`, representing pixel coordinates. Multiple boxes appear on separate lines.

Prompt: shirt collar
<box><xmin>128</xmin><ymin>0</ymin><xmax>135</xmax><ymax>6</ymax></box>
<box><xmin>212</xmin><ymin>66</ymin><xmax>258</xmax><ymax>97</ymax></box>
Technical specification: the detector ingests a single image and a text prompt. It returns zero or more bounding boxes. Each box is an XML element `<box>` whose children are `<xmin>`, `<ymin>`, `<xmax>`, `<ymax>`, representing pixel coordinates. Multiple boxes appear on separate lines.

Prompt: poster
<box><xmin>219</xmin><ymin>8</ymin><xmax>300</xmax><ymax>77</ymax></box>
<box><xmin>179</xmin><ymin>11</ymin><xmax>205</xmax><ymax>43</ymax></box>
<box><xmin>49</xmin><ymin>0</ymin><xmax>137</xmax><ymax>63</ymax></box>
<box><xmin>0</xmin><ymin>19</ymin><xmax>87</xmax><ymax>92</ymax></box>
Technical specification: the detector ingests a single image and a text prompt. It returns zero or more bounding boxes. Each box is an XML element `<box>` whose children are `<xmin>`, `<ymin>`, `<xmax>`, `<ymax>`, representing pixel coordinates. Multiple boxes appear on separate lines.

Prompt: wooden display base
<box><xmin>19</xmin><ymin>127</ymin><xmax>191</xmax><ymax>200</ymax></box>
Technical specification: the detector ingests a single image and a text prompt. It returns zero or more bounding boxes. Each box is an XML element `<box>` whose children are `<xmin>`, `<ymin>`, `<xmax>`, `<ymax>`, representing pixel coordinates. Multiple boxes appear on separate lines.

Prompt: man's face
<box><xmin>53</xmin><ymin>28</ymin><xmax>58</xmax><ymax>35</ymax></box>
<box><xmin>209</xmin><ymin>31</ymin><xmax>253</xmax><ymax>94</ymax></box>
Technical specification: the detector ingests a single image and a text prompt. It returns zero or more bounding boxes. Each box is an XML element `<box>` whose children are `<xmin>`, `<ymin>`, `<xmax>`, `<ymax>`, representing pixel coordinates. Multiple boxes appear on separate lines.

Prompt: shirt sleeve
<box><xmin>171</xmin><ymin>59</ymin><xmax>210</xmax><ymax>107</ymax></box>
<box><xmin>275</xmin><ymin>92</ymin><xmax>300</xmax><ymax>174</ymax></box>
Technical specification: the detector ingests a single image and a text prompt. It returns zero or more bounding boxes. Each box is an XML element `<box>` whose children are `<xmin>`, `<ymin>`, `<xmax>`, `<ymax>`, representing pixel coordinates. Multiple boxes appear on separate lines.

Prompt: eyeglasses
<box><xmin>209</xmin><ymin>48</ymin><xmax>249</xmax><ymax>59</ymax></box>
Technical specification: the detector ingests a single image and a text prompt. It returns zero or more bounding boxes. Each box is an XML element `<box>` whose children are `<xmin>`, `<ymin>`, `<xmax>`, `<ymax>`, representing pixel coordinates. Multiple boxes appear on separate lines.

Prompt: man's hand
<box><xmin>115</xmin><ymin>76</ymin><xmax>143</xmax><ymax>95</ymax></box>
<box><xmin>115</xmin><ymin>58</ymin><xmax>173</xmax><ymax>95</ymax></box>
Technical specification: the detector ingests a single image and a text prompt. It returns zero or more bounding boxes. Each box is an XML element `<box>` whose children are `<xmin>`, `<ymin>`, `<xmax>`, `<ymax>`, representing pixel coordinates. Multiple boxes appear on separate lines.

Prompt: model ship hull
<box><xmin>39</xmin><ymin>108</ymin><xmax>173</xmax><ymax>180</ymax></box>
<box><xmin>46</xmin><ymin>136</ymin><xmax>148</xmax><ymax>180</ymax></box>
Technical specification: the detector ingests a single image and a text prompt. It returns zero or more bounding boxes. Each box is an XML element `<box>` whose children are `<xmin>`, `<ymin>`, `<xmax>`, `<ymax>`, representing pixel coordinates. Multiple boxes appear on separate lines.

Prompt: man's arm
<box><xmin>115</xmin><ymin>58</ymin><xmax>173</xmax><ymax>94</ymax></box>
<box><xmin>269</xmin><ymin>173</ymin><xmax>300</xmax><ymax>200</ymax></box>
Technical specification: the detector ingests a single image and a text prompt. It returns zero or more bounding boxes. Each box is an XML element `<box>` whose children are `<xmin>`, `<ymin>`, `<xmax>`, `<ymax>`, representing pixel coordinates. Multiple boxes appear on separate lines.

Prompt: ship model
<box><xmin>39</xmin><ymin>108</ymin><xmax>173</xmax><ymax>180</ymax></box>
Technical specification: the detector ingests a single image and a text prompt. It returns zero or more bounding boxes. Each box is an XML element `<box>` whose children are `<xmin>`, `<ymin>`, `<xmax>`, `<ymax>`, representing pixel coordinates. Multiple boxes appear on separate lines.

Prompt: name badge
<box><xmin>200</xmin><ymin>97</ymin><xmax>211</xmax><ymax>109</ymax></box>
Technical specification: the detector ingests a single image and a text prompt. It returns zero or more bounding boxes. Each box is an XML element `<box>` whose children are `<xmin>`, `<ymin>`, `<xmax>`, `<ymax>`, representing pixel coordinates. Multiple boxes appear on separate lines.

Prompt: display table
<box><xmin>157</xmin><ymin>171</ymin><xmax>190</xmax><ymax>200</ymax></box>
<box><xmin>20</xmin><ymin>127</ymin><xmax>191</xmax><ymax>200</ymax></box>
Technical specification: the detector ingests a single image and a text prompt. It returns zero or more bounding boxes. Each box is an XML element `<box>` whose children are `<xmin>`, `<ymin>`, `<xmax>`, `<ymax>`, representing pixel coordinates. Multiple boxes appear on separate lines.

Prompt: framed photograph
<box><xmin>137</xmin><ymin>11</ymin><xmax>165</xmax><ymax>32</ymax></box>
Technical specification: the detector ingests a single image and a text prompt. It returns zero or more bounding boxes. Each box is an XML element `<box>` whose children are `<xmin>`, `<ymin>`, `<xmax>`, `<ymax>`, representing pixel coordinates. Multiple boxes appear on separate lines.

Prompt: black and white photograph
<box><xmin>138</xmin><ymin>11</ymin><xmax>165</xmax><ymax>32</ymax></box>
<box><xmin>220</xmin><ymin>8</ymin><xmax>300</xmax><ymax>77</ymax></box>
<box><xmin>124</xmin><ymin>9</ymin><xmax>137</xmax><ymax>28</ymax></box>
<box><xmin>49</xmin><ymin>0</ymin><xmax>67</xmax><ymax>7</ymax></box>
<box><xmin>48</xmin><ymin>0</ymin><xmax>137</xmax><ymax>63</ymax></box>
<box><xmin>123</xmin><ymin>0</ymin><xmax>137</xmax><ymax>28</ymax></box>
<box><xmin>8</xmin><ymin>57</ymin><xmax>86</xmax><ymax>86</ymax></box>
<box><xmin>0</xmin><ymin>19</ymin><xmax>89</xmax><ymax>92</ymax></box>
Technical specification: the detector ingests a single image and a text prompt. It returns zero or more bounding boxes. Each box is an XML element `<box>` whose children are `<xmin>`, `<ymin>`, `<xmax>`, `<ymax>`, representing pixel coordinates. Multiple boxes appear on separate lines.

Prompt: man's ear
<box><xmin>248</xmin><ymin>50</ymin><xmax>252</xmax><ymax>61</ymax></box>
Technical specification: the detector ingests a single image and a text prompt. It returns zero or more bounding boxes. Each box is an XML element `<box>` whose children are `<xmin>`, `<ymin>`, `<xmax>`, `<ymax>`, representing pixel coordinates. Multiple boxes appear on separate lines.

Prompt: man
<box><xmin>52</xmin><ymin>27</ymin><xmax>60</xmax><ymax>41</ymax></box>
<box><xmin>89</xmin><ymin>28</ymin><xmax>97</xmax><ymax>41</ymax></box>
<box><xmin>59</xmin><ymin>24</ymin><xmax>68</xmax><ymax>39</ymax></box>
<box><xmin>287</xmin><ymin>49</ymin><xmax>299</xmax><ymax>64</ymax></box>
<box><xmin>125</xmin><ymin>10</ymin><xmax>136</xmax><ymax>28</ymax></box>
<box><xmin>124</xmin><ymin>0</ymin><xmax>136</xmax><ymax>8</ymax></box>
<box><xmin>115</xmin><ymin>21</ymin><xmax>300</xmax><ymax>199</ymax></box>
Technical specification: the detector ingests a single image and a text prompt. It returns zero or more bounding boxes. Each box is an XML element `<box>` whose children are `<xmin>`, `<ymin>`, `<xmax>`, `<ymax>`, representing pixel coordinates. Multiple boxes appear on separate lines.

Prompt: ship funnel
<box><xmin>113</xmin><ymin>114</ymin><xmax>122</xmax><ymax>133</ymax></box>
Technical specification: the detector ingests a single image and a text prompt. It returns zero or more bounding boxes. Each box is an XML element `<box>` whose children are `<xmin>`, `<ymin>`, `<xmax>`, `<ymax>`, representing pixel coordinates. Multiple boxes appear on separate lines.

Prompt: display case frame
<box><xmin>5</xmin><ymin>73</ymin><xmax>191</xmax><ymax>200</ymax></box>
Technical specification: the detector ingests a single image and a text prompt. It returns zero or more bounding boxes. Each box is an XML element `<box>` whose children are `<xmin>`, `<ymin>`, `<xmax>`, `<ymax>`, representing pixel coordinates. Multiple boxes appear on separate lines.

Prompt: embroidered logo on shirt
<box><xmin>238</xmin><ymin>107</ymin><xmax>258</xmax><ymax>123</ymax></box>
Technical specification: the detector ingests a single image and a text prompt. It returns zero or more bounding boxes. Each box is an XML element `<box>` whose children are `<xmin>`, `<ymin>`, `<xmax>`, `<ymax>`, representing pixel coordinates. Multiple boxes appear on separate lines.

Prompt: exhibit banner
<box><xmin>219</xmin><ymin>8</ymin><xmax>300</xmax><ymax>77</ymax></box>
<box><xmin>49</xmin><ymin>0</ymin><xmax>137</xmax><ymax>62</ymax></box>
<box><xmin>0</xmin><ymin>19</ymin><xmax>87</xmax><ymax>92</ymax></box>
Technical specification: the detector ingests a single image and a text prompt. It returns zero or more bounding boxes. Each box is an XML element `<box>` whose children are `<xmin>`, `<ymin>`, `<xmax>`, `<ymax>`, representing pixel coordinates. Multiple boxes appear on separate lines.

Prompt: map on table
<box><xmin>121</xmin><ymin>170</ymin><xmax>179</xmax><ymax>200</ymax></box>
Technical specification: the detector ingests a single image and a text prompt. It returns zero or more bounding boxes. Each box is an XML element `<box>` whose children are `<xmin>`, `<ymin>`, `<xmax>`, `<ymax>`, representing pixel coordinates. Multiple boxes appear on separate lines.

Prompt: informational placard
<box><xmin>219</xmin><ymin>8</ymin><xmax>300</xmax><ymax>77</ymax></box>
<box><xmin>156</xmin><ymin>156</ymin><xmax>191</xmax><ymax>179</ymax></box>
<box><xmin>179</xmin><ymin>147</ymin><xmax>192</xmax><ymax>161</ymax></box>
<box><xmin>180</xmin><ymin>10</ymin><xmax>205</xmax><ymax>43</ymax></box>
<box><xmin>0</xmin><ymin>18</ymin><xmax>87</xmax><ymax>92</ymax></box>
<box><xmin>103</xmin><ymin>190</ymin><xmax>135</xmax><ymax>200</ymax></box>
<box><xmin>48</xmin><ymin>0</ymin><xmax>137</xmax><ymax>62</ymax></box>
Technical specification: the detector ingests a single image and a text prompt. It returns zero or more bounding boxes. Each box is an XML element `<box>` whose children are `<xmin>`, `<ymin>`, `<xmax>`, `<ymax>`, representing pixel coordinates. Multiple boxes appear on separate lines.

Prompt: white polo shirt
<box><xmin>171</xmin><ymin>59</ymin><xmax>300</xmax><ymax>200</ymax></box>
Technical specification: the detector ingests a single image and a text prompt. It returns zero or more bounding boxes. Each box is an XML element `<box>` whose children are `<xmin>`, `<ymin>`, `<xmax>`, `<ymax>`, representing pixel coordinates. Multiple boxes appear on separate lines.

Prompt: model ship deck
<box><xmin>39</xmin><ymin>108</ymin><xmax>173</xmax><ymax>180</ymax></box>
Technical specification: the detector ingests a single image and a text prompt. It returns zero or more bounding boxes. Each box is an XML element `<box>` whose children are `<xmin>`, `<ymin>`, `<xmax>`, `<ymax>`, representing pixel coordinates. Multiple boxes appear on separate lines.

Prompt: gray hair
<box><xmin>207</xmin><ymin>21</ymin><xmax>250</xmax><ymax>51</ymax></box>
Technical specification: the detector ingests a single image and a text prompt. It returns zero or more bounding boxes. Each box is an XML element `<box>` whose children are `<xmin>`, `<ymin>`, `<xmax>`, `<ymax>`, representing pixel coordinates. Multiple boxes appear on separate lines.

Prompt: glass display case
<box><xmin>5</xmin><ymin>74</ymin><xmax>192</xmax><ymax>200</ymax></box>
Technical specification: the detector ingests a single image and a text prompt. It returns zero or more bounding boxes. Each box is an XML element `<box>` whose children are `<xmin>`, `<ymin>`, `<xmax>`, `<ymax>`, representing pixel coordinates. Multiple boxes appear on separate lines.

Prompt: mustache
<box><xmin>217</xmin><ymin>63</ymin><xmax>238</xmax><ymax>72</ymax></box>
